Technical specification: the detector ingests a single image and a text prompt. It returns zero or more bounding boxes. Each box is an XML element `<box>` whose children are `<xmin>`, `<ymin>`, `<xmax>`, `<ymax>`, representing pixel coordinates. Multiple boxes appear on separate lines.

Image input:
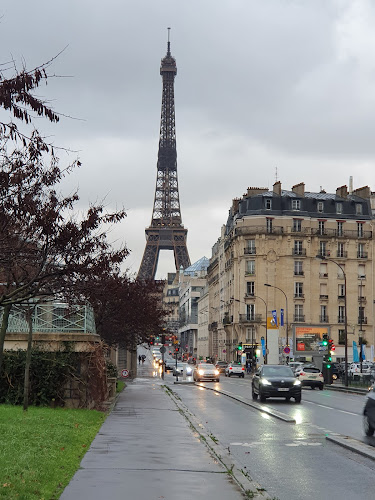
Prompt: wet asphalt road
<box><xmin>139</xmin><ymin>350</ymin><xmax>375</xmax><ymax>500</ymax></box>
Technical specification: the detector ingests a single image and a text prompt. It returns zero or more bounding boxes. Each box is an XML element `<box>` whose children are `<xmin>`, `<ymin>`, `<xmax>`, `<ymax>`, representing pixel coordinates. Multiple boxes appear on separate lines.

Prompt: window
<box><xmin>337</xmin><ymin>221</ymin><xmax>344</xmax><ymax>237</ymax></box>
<box><xmin>246</xmin><ymin>260</ymin><xmax>255</xmax><ymax>275</ymax></box>
<box><xmin>294</xmin><ymin>261</ymin><xmax>303</xmax><ymax>276</ymax></box>
<box><xmin>338</xmin><ymin>329</ymin><xmax>345</xmax><ymax>345</ymax></box>
<box><xmin>294</xmin><ymin>282</ymin><xmax>303</xmax><ymax>298</ymax></box>
<box><xmin>294</xmin><ymin>304</ymin><xmax>304</xmax><ymax>322</ymax></box>
<box><xmin>246</xmin><ymin>239</ymin><xmax>256</xmax><ymax>255</ymax></box>
<box><xmin>265</xmin><ymin>198</ymin><xmax>272</xmax><ymax>210</ymax></box>
<box><xmin>317</xmin><ymin>201</ymin><xmax>324</xmax><ymax>212</ymax></box>
<box><xmin>319</xmin><ymin>241</ymin><xmax>327</xmax><ymax>257</ymax></box>
<box><xmin>358</xmin><ymin>264</ymin><xmax>366</xmax><ymax>279</ymax></box>
<box><xmin>337</xmin><ymin>264</ymin><xmax>345</xmax><ymax>279</ymax></box>
<box><xmin>338</xmin><ymin>305</ymin><xmax>345</xmax><ymax>323</ymax></box>
<box><xmin>356</xmin><ymin>204</ymin><xmax>363</xmax><ymax>215</ymax></box>
<box><xmin>294</xmin><ymin>240</ymin><xmax>303</xmax><ymax>255</ymax></box>
<box><xmin>338</xmin><ymin>284</ymin><xmax>345</xmax><ymax>298</ymax></box>
<box><xmin>357</xmin><ymin>243</ymin><xmax>365</xmax><ymax>258</ymax></box>
<box><xmin>266</xmin><ymin>218</ymin><xmax>273</xmax><ymax>233</ymax></box>
<box><xmin>357</xmin><ymin>222</ymin><xmax>364</xmax><ymax>237</ymax></box>
<box><xmin>337</xmin><ymin>242</ymin><xmax>345</xmax><ymax>258</ymax></box>
<box><xmin>293</xmin><ymin>219</ymin><xmax>302</xmax><ymax>232</ymax></box>
<box><xmin>319</xmin><ymin>263</ymin><xmax>328</xmax><ymax>278</ymax></box>
<box><xmin>246</xmin><ymin>281</ymin><xmax>255</xmax><ymax>296</ymax></box>
<box><xmin>358</xmin><ymin>306</ymin><xmax>365</xmax><ymax>325</ymax></box>
<box><xmin>320</xmin><ymin>305</ymin><xmax>328</xmax><ymax>322</ymax></box>
<box><xmin>320</xmin><ymin>283</ymin><xmax>328</xmax><ymax>298</ymax></box>
<box><xmin>292</xmin><ymin>199</ymin><xmax>301</xmax><ymax>210</ymax></box>
<box><xmin>318</xmin><ymin>220</ymin><xmax>325</xmax><ymax>235</ymax></box>
<box><xmin>246</xmin><ymin>304</ymin><xmax>255</xmax><ymax>321</ymax></box>
<box><xmin>246</xmin><ymin>327</ymin><xmax>256</xmax><ymax>343</ymax></box>
<box><xmin>336</xmin><ymin>202</ymin><xmax>343</xmax><ymax>214</ymax></box>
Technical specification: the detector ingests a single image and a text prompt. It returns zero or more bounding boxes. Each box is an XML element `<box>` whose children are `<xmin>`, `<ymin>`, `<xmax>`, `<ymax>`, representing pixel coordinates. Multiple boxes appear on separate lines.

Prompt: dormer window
<box><xmin>336</xmin><ymin>202</ymin><xmax>343</xmax><ymax>214</ymax></box>
<box><xmin>265</xmin><ymin>198</ymin><xmax>272</xmax><ymax>210</ymax></box>
<box><xmin>317</xmin><ymin>201</ymin><xmax>324</xmax><ymax>212</ymax></box>
<box><xmin>356</xmin><ymin>203</ymin><xmax>363</xmax><ymax>215</ymax></box>
<box><xmin>292</xmin><ymin>199</ymin><xmax>301</xmax><ymax>210</ymax></box>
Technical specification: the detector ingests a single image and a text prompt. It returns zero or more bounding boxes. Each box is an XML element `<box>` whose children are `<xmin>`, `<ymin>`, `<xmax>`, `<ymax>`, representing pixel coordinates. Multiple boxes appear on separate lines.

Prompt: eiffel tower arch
<box><xmin>138</xmin><ymin>33</ymin><xmax>190</xmax><ymax>280</ymax></box>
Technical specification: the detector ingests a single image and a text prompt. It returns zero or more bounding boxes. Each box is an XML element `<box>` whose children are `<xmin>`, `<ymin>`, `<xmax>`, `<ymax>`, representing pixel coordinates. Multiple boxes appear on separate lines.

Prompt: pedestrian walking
<box><xmin>246</xmin><ymin>360</ymin><xmax>251</xmax><ymax>374</ymax></box>
<box><xmin>138</xmin><ymin>355</ymin><xmax>141</xmax><ymax>364</ymax></box>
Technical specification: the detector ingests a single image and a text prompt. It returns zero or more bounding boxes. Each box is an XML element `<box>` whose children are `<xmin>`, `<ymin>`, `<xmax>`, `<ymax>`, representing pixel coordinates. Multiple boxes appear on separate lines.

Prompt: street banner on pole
<box><xmin>280</xmin><ymin>308</ymin><xmax>284</xmax><ymax>326</ymax></box>
<box><xmin>353</xmin><ymin>341</ymin><xmax>359</xmax><ymax>363</ymax></box>
<box><xmin>272</xmin><ymin>310</ymin><xmax>278</xmax><ymax>327</ymax></box>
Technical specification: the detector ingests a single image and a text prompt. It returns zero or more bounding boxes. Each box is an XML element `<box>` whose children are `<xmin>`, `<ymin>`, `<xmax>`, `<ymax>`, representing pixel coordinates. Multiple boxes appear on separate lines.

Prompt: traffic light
<box><xmin>322</xmin><ymin>334</ymin><xmax>328</xmax><ymax>347</ymax></box>
<box><xmin>237</xmin><ymin>342</ymin><xmax>243</xmax><ymax>351</ymax></box>
<box><xmin>161</xmin><ymin>334</ymin><xmax>166</xmax><ymax>345</ymax></box>
<box><xmin>328</xmin><ymin>339</ymin><xmax>335</xmax><ymax>354</ymax></box>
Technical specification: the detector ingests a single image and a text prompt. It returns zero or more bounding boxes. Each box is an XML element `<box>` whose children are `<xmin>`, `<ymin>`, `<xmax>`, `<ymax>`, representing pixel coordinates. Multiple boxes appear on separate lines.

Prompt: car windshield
<box><xmin>262</xmin><ymin>366</ymin><xmax>294</xmax><ymax>377</ymax></box>
<box><xmin>199</xmin><ymin>364</ymin><xmax>214</xmax><ymax>368</ymax></box>
<box><xmin>303</xmin><ymin>367</ymin><xmax>320</xmax><ymax>373</ymax></box>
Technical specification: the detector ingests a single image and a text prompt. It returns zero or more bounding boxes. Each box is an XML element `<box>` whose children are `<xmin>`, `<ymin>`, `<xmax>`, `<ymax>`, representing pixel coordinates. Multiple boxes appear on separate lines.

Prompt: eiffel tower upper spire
<box><xmin>138</xmin><ymin>31</ymin><xmax>190</xmax><ymax>280</ymax></box>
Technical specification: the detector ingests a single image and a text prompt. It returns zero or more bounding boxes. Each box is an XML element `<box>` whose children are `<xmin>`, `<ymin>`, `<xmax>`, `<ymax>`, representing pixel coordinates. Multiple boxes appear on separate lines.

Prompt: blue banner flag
<box><xmin>280</xmin><ymin>308</ymin><xmax>284</xmax><ymax>327</ymax></box>
<box><xmin>261</xmin><ymin>337</ymin><xmax>266</xmax><ymax>357</ymax></box>
<box><xmin>353</xmin><ymin>341</ymin><xmax>359</xmax><ymax>363</ymax></box>
<box><xmin>272</xmin><ymin>310</ymin><xmax>278</xmax><ymax>327</ymax></box>
<box><xmin>362</xmin><ymin>344</ymin><xmax>366</xmax><ymax>361</ymax></box>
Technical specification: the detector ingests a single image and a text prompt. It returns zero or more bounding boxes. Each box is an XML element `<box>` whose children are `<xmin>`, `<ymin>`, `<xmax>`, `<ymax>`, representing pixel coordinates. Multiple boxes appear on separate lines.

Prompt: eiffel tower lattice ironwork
<box><xmin>138</xmin><ymin>34</ymin><xmax>190</xmax><ymax>280</ymax></box>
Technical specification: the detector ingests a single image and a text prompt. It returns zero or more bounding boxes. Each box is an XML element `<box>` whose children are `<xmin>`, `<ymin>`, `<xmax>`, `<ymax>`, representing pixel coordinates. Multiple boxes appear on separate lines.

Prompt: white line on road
<box><xmin>304</xmin><ymin>400</ymin><xmax>358</xmax><ymax>416</ymax></box>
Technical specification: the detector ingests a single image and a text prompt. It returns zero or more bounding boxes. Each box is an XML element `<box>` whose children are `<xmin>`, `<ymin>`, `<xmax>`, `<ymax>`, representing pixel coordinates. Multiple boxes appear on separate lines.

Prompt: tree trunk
<box><xmin>23</xmin><ymin>308</ymin><xmax>33</xmax><ymax>411</ymax></box>
<box><xmin>0</xmin><ymin>304</ymin><xmax>11</xmax><ymax>374</ymax></box>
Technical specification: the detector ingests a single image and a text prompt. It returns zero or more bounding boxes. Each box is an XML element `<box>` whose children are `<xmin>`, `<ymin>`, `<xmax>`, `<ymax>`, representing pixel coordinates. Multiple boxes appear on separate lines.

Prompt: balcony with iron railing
<box><xmin>244</xmin><ymin>247</ymin><xmax>256</xmax><ymax>255</ymax></box>
<box><xmin>358</xmin><ymin>316</ymin><xmax>367</xmax><ymax>325</ymax></box>
<box><xmin>292</xmin><ymin>248</ymin><xmax>306</xmax><ymax>256</ymax></box>
<box><xmin>239</xmin><ymin>313</ymin><xmax>262</xmax><ymax>323</ymax></box>
<box><xmin>357</xmin><ymin>251</ymin><xmax>368</xmax><ymax>259</ymax></box>
<box><xmin>320</xmin><ymin>295</ymin><xmax>329</xmax><ymax>300</ymax></box>
<box><xmin>235</xmin><ymin>226</ymin><xmax>284</xmax><ymax>237</ymax></box>
<box><xmin>294</xmin><ymin>271</ymin><xmax>304</xmax><ymax>276</ymax></box>
<box><xmin>293</xmin><ymin>315</ymin><xmax>305</xmax><ymax>322</ymax></box>
<box><xmin>338</xmin><ymin>316</ymin><xmax>345</xmax><ymax>324</ymax></box>
<box><xmin>320</xmin><ymin>315</ymin><xmax>329</xmax><ymax>323</ymax></box>
<box><xmin>336</xmin><ymin>251</ymin><xmax>347</xmax><ymax>258</ymax></box>
<box><xmin>294</xmin><ymin>294</ymin><xmax>304</xmax><ymax>299</ymax></box>
<box><xmin>319</xmin><ymin>273</ymin><xmax>328</xmax><ymax>278</ymax></box>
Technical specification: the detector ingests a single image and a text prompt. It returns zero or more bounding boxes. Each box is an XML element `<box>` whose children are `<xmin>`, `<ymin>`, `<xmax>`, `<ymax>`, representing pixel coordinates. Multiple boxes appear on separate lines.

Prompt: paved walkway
<box><xmin>60</xmin><ymin>373</ymin><xmax>246</xmax><ymax>500</ymax></box>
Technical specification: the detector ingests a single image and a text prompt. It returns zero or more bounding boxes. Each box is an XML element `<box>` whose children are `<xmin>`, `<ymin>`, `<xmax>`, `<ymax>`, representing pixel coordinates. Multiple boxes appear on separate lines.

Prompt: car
<box><xmin>225</xmin><ymin>363</ymin><xmax>245</xmax><ymax>378</ymax></box>
<box><xmin>215</xmin><ymin>361</ymin><xmax>228</xmax><ymax>373</ymax></box>
<box><xmin>172</xmin><ymin>363</ymin><xmax>193</xmax><ymax>377</ymax></box>
<box><xmin>296</xmin><ymin>365</ymin><xmax>324</xmax><ymax>390</ymax></box>
<box><xmin>363</xmin><ymin>384</ymin><xmax>375</xmax><ymax>436</ymax></box>
<box><xmin>350</xmin><ymin>362</ymin><xmax>372</xmax><ymax>375</ymax></box>
<box><xmin>193</xmin><ymin>363</ymin><xmax>220</xmax><ymax>382</ymax></box>
<box><xmin>288</xmin><ymin>361</ymin><xmax>305</xmax><ymax>375</ymax></box>
<box><xmin>164</xmin><ymin>358</ymin><xmax>176</xmax><ymax>371</ymax></box>
<box><xmin>252</xmin><ymin>364</ymin><xmax>302</xmax><ymax>403</ymax></box>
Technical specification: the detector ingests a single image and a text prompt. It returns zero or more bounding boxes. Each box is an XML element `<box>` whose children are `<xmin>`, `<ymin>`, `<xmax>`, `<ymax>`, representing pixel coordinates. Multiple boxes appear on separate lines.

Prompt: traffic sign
<box><xmin>159</xmin><ymin>346</ymin><xmax>166</xmax><ymax>353</ymax></box>
<box><xmin>283</xmin><ymin>346</ymin><xmax>291</xmax><ymax>354</ymax></box>
<box><xmin>121</xmin><ymin>369</ymin><xmax>129</xmax><ymax>378</ymax></box>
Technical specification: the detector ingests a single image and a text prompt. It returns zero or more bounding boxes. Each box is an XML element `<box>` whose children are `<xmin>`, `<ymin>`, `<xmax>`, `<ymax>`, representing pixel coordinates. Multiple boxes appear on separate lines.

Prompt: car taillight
<box><xmin>241</xmin><ymin>367</ymin><xmax>245</xmax><ymax>370</ymax></box>
<box><xmin>300</xmin><ymin>371</ymin><xmax>305</xmax><ymax>376</ymax></box>
<box><xmin>229</xmin><ymin>367</ymin><xmax>232</xmax><ymax>370</ymax></box>
<box><xmin>319</xmin><ymin>373</ymin><xmax>323</xmax><ymax>377</ymax></box>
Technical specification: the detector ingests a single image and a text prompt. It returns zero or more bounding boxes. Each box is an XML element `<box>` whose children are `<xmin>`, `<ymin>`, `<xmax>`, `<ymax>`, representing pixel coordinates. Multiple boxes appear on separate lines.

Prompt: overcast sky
<box><xmin>1</xmin><ymin>1</ymin><xmax>375</xmax><ymax>279</ymax></box>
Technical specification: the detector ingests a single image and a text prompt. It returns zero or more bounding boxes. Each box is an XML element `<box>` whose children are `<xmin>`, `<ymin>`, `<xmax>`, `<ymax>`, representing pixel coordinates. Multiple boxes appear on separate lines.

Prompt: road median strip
<box><xmin>326</xmin><ymin>434</ymin><xmax>375</xmax><ymax>461</ymax></box>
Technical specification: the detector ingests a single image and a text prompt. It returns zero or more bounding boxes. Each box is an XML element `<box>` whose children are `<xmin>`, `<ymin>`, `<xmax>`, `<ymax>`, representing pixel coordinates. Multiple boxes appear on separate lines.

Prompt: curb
<box><xmin>326</xmin><ymin>434</ymin><xmax>375</xmax><ymax>461</ymax></box>
<box><xmin>325</xmin><ymin>384</ymin><xmax>369</xmax><ymax>395</ymax></box>
<box><xmin>164</xmin><ymin>383</ymin><xmax>272</xmax><ymax>499</ymax></box>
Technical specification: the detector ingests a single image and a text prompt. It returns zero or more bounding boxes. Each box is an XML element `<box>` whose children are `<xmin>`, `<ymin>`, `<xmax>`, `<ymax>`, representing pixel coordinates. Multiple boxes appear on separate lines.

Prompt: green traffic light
<box><xmin>326</xmin><ymin>364</ymin><xmax>331</xmax><ymax>369</ymax></box>
<box><xmin>322</xmin><ymin>340</ymin><xmax>328</xmax><ymax>346</ymax></box>
<box><xmin>238</xmin><ymin>346</ymin><xmax>242</xmax><ymax>350</ymax></box>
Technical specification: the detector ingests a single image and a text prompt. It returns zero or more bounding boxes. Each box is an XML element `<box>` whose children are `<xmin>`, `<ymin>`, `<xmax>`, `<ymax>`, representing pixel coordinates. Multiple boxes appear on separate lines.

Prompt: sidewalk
<box><xmin>60</xmin><ymin>376</ymin><xmax>247</xmax><ymax>500</ymax></box>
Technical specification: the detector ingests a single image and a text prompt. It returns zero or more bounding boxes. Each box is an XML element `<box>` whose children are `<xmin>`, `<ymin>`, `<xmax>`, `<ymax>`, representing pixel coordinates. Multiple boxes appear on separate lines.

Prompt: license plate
<box><xmin>278</xmin><ymin>388</ymin><xmax>289</xmax><ymax>391</ymax></box>
<box><xmin>308</xmin><ymin>376</ymin><xmax>316</xmax><ymax>379</ymax></box>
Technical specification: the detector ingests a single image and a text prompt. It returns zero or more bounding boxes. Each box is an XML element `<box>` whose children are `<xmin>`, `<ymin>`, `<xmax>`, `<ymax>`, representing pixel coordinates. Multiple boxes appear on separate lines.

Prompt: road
<box><xmin>137</xmin><ymin>349</ymin><xmax>375</xmax><ymax>500</ymax></box>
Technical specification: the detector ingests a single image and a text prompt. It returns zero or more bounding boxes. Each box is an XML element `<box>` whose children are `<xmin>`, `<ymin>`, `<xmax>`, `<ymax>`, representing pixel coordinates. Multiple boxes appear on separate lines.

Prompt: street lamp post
<box><xmin>264</xmin><ymin>283</ymin><xmax>289</xmax><ymax>363</ymax></box>
<box><xmin>317</xmin><ymin>255</ymin><xmax>348</xmax><ymax>387</ymax></box>
<box><xmin>232</xmin><ymin>296</ymin><xmax>268</xmax><ymax>364</ymax></box>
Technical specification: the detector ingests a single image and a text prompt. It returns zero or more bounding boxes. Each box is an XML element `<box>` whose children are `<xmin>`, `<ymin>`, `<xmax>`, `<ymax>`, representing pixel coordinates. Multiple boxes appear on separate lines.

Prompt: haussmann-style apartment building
<box><xmin>205</xmin><ymin>181</ymin><xmax>375</xmax><ymax>366</ymax></box>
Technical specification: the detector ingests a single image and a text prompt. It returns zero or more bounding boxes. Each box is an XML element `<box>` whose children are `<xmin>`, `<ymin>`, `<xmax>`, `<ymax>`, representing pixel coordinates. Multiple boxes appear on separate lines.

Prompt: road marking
<box><xmin>285</xmin><ymin>441</ymin><xmax>322</xmax><ymax>447</ymax></box>
<box><xmin>230</xmin><ymin>442</ymin><xmax>263</xmax><ymax>447</ymax></box>
<box><xmin>304</xmin><ymin>400</ymin><xmax>358</xmax><ymax>416</ymax></box>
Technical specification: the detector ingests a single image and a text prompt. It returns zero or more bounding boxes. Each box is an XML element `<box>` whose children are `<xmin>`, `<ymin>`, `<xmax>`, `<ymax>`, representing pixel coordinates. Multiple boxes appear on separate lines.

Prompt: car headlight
<box><xmin>186</xmin><ymin>367</ymin><xmax>192</xmax><ymax>374</ymax></box>
<box><xmin>261</xmin><ymin>378</ymin><xmax>272</xmax><ymax>386</ymax></box>
<box><xmin>214</xmin><ymin>370</ymin><xmax>219</xmax><ymax>376</ymax></box>
<box><xmin>293</xmin><ymin>379</ymin><xmax>301</xmax><ymax>386</ymax></box>
<box><xmin>198</xmin><ymin>369</ymin><xmax>204</xmax><ymax>376</ymax></box>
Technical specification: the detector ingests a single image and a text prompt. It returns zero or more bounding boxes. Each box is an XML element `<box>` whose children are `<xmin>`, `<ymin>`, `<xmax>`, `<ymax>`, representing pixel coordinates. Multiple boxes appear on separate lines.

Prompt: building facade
<box><xmin>206</xmin><ymin>181</ymin><xmax>375</xmax><ymax>366</ymax></box>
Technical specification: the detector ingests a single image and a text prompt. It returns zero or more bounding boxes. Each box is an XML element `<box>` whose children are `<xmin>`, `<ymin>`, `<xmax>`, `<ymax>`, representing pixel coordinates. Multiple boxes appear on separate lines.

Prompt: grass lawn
<box><xmin>0</xmin><ymin>405</ymin><xmax>106</xmax><ymax>500</ymax></box>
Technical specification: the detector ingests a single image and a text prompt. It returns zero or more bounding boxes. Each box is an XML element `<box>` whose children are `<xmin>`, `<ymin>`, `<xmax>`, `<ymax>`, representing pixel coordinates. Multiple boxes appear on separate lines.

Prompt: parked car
<box><xmin>296</xmin><ymin>365</ymin><xmax>324</xmax><ymax>390</ymax></box>
<box><xmin>215</xmin><ymin>361</ymin><xmax>228</xmax><ymax>373</ymax></box>
<box><xmin>164</xmin><ymin>358</ymin><xmax>176</xmax><ymax>371</ymax></box>
<box><xmin>193</xmin><ymin>363</ymin><xmax>220</xmax><ymax>382</ymax></box>
<box><xmin>350</xmin><ymin>362</ymin><xmax>372</xmax><ymax>375</ymax></box>
<box><xmin>225</xmin><ymin>363</ymin><xmax>245</xmax><ymax>378</ymax></box>
<box><xmin>363</xmin><ymin>384</ymin><xmax>375</xmax><ymax>436</ymax></box>
<box><xmin>252</xmin><ymin>364</ymin><xmax>302</xmax><ymax>403</ymax></box>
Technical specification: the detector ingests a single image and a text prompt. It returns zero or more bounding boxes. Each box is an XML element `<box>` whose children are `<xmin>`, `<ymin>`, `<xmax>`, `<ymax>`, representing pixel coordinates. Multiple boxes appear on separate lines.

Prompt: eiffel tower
<box><xmin>138</xmin><ymin>32</ymin><xmax>191</xmax><ymax>280</ymax></box>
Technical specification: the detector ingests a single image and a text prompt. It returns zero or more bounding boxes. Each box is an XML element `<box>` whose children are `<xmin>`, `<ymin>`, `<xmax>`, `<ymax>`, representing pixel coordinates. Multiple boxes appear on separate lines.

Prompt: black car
<box><xmin>363</xmin><ymin>385</ymin><xmax>375</xmax><ymax>436</ymax></box>
<box><xmin>252</xmin><ymin>364</ymin><xmax>302</xmax><ymax>403</ymax></box>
